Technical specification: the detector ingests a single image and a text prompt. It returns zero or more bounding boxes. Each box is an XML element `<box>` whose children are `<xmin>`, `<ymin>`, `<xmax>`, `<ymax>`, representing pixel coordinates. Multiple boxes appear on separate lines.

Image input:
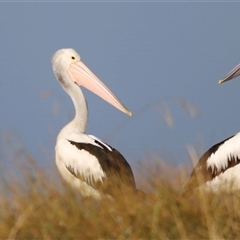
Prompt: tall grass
<box><xmin>1</xmin><ymin>98</ymin><xmax>240</xmax><ymax>239</ymax></box>
<box><xmin>1</xmin><ymin>151</ymin><xmax>240</xmax><ymax>240</ymax></box>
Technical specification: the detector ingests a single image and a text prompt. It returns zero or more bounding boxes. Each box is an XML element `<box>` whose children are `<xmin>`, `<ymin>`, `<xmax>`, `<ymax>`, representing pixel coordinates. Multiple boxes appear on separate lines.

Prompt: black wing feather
<box><xmin>183</xmin><ymin>134</ymin><xmax>240</xmax><ymax>195</ymax></box>
<box><xmin>67</xmin><ymin>140</ymin><xmax>136</xmax><ymax>194</ymax></box>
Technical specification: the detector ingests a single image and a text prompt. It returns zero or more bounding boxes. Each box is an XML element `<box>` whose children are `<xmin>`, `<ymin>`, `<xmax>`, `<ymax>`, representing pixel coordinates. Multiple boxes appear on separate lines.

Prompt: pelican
<box><xmin>184</xmin><ymin>62</ymin><xmax>240</xmax><ymax>196</ymax></box>
<box><xmin>52</xmin><ymin>48</ymin><xmax>136</xmax><ymax>199</ymax></box>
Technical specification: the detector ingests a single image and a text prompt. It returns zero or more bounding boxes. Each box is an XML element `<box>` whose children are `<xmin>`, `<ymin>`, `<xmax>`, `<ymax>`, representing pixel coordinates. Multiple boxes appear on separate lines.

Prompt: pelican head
<box><xmin>52</xmin><ymin>48</ymin><xmax>132</xmax><ymax>116</ymax></box>
<box><xmin>219</xmin><ymin>62</ymin><xmax>240</xmax><ymax>84</ymax></box>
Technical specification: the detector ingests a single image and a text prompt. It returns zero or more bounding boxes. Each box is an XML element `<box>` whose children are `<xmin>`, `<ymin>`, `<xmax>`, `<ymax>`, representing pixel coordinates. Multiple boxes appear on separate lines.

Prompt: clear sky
<box><xmin>1</xmin><ymin>3</ymin><xmax>240</xmax><ymax>178</ymax></box>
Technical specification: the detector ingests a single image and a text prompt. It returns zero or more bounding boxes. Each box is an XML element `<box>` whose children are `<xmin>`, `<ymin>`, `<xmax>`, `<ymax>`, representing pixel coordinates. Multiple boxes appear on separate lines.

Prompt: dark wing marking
<box><xmin>183</xmin><ymin>134</ymin><xmax>239</xmax><ymax>196</ymax></box>
<box><xmin>94</xmin><ymin>139</ymin><xmax>113</xmax><ymax>151</ymax></box>
<box><xmin>67</xmin><ymin>140</ymin><xmax>136</xmax><ymax>194</ymax></box>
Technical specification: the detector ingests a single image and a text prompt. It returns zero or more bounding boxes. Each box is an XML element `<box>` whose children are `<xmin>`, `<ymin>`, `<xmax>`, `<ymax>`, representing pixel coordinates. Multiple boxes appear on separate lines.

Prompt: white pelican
<box><xmin>184</xmin><ymin>62</ymin><xmax>240</xmax><ymax>196</ymax></box>
<box><xmin>52</xmin><ymin>48</ymin><xmax>136</xmax><ymax>199</ymax></box>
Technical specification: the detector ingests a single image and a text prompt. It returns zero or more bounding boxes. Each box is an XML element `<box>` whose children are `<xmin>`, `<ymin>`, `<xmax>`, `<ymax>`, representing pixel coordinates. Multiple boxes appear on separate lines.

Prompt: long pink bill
<box><xmin>68</xmin><ymin>60</ymin><xmax>132</xmax><ymax>116</ymax></box>
<box><xmin>219</xmin><ymin>63</ymin><xmax>240</xmax><ymax>84</ymax></box>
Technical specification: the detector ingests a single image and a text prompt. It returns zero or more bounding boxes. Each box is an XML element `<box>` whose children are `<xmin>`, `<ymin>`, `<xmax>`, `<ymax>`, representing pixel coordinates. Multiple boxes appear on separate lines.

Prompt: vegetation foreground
<box><xmin>0</xmin><ymin>155</ymin><xmax>240</xmax><ymax>240</ymax></box>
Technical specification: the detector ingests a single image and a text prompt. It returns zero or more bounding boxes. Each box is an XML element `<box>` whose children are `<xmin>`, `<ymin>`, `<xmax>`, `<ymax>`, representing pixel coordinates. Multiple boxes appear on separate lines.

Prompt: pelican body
<box><xmin>52</xmin><ymin>48</ymin><xmax>135</xmax><ymax>199</ymax></box>
<box><xmin>184</xmin><ymin>62</ymin><xmax>240</xmax><ymax>195</ymax></box>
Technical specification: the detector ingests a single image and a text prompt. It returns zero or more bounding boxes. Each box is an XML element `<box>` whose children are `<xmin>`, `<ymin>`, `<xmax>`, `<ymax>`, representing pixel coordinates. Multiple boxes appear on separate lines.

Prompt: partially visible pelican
<box><xmin>52</xmin><ymin>48</ymin><xmax>136</xmax><ymax>199</ymax></box>
<box><xmin>184</xmin><ymin>62</ymin><xmax>240</xmax><ymax>196</ymax></box>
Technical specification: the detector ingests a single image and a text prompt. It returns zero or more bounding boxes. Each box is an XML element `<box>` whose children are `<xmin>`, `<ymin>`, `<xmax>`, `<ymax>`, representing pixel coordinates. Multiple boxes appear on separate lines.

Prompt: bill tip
<box><xmin>127</xmin><ymin>111</ymin><xmax>132</xmax><ymax>117</ymax></box>
<box><xmin>218</xmin><ymin>79</ymin><xmax>224</xmax><ymax>84</ymax></box>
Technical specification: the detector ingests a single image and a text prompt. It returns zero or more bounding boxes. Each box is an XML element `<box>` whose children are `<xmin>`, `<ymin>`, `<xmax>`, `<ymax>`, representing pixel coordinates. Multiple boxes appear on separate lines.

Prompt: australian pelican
<box><xmin>52</xmin><ymin>48</ymin><xmax>136</xmax><ymax>199</ymax></box>
<box><xmin>184</xmin><ymin>62</ymin><xmax>240</xmax><ymax>196</ymax></box>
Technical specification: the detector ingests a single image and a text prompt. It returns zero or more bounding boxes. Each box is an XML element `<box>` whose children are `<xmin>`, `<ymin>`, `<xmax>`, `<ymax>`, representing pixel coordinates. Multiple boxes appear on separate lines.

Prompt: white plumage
<box><xmin>56</xmin><ymin>136</ymin><xmax>106</xmax><ymax>184</ymax></box>
<box><xmin>207</xmin><ymin>133</ymin><xmax>240</xmax><ymax>174</ymax></box>
<box><xmin>204</xmin><ymin>164</ymin><xmax>240</xmax><ymax>193</ymax></box>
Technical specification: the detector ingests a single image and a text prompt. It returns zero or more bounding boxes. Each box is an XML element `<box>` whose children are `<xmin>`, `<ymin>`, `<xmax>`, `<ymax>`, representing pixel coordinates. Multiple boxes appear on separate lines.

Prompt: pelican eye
<box><xmin>71</xmin><ymin>56</ymin><xmax>75</xmax><ymax>60</ymax></box>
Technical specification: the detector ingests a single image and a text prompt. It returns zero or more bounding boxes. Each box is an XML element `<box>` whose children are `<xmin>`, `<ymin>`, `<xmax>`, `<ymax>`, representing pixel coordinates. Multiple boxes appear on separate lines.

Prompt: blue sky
<box><xmin>1</xmin><ymin>3</ymin><xmax>240</xmax><ymax>179</ymax></box>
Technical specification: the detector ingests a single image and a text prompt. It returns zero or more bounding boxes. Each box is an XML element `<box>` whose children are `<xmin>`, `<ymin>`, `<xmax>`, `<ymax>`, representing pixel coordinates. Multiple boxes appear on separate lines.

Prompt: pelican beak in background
<box><xmin>219</xmin><ymin>63</ymin><xmax>240</xmax><ymax>84</ymax></box>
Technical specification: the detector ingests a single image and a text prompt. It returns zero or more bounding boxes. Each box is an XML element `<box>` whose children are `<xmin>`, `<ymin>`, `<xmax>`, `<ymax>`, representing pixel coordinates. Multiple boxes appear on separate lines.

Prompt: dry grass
<box><xmin>1</xmin><ymin>154</ymin><xmax>240</xmax><ymax>240</ymax></box>
<box><xmin>0</xmin><ymin>95</ymin><xmax>239</xmax><ymax>239</ymax></box>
